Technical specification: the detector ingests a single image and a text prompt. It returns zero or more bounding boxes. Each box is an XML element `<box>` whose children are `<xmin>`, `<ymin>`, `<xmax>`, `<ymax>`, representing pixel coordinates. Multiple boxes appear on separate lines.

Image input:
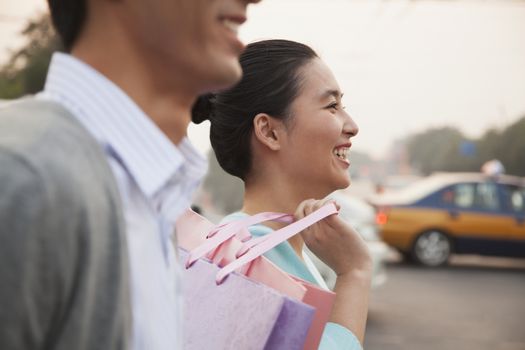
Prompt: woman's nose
<box><xmin>343</xmin><ymin>112</ymin><xmax>359</xmax><ymax>138</ymax></box>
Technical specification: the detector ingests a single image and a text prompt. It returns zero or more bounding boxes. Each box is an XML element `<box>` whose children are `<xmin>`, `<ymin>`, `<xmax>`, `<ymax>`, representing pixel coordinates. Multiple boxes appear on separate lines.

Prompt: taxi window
<box><xmin>453</xmin><ymin>184</ymin><xmax>475</xmax><ymax>208</ymax></box>
<box><xmin>502</xmin><ymin>185</ymin><xmax>525</xmax><ymax>213</ymax></box>
<box><xmin>475</xmin><ymin>183</ymin><xmax>500</xmax><ymax>211</ymax></box>
<box><xmin>440</xmin><ymin>187</ymin><xmax>456</xmax><ymax>206</ymax></box>
<box><xmin>452</xmin><ymin>183</ymin><xmax>500</xmax><ymax>211</ymax></box>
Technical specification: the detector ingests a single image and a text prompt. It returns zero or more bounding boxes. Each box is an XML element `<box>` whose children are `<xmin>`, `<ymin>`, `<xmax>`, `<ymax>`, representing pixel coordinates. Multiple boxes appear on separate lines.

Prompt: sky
<box><xmin>1</xmin><ymin>0</ymin><xmax>525</xmax><ymax>159</ymax></box>
<box><xmin>0</xmin><ymin>0</ymin><xmax>46</xmax><ymax>60</ymax></box>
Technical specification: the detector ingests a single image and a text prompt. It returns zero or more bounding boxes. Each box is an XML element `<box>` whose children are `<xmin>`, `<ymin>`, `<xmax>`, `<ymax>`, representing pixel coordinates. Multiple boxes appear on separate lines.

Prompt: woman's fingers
<box><xmin>294</xmin><ymin>199</ymin><xmax>315</xmax><ymax>220</ymax></box>
<box><xmin>293</xmin><ymin>197</ymin><xmax>373</xmax><ymax>275</ymax></box>
<box><xmin>303</xmin><ymin>199</ymin><xmax>318</xmax><ymax>216</ymax></box>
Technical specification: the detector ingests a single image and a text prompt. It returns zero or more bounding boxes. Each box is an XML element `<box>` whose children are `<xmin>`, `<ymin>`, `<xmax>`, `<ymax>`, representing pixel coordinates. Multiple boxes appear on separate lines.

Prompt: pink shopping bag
<box><xmin>178</xmin><ymin>248</ymin><xmax>314</xmax><ymax>350</ymax></box>
<box><xmin>176</xmin><ymin>203</ymin><xmax>338</xmax><ymax>350</ymax></box>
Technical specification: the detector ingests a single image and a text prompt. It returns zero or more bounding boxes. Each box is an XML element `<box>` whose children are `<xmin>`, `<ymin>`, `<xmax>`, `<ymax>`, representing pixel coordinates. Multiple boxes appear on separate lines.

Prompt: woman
<box><xmin>192</xmin><ymin>39</ymin><xmax>372</xmax><ymax>349</ymax></box>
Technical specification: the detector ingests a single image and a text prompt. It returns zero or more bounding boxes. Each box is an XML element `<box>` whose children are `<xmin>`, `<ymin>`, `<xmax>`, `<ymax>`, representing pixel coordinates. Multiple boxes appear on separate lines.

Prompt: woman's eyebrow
<box><xmin>320</xmin><ymin>89</ymin><xmax>343</xmax><ymax>100</ymax></box>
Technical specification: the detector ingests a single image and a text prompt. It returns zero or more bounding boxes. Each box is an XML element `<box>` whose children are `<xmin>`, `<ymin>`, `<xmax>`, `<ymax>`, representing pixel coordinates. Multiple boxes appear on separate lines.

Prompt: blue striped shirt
<box><xmin>39</xmin><ymin>53</ymin><xmax>207</xmax><ymax>350</ymax></box>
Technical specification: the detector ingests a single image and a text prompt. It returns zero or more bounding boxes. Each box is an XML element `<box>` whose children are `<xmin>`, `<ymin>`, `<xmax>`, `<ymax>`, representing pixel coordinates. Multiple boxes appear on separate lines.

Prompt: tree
<box><xmin>495</xmin><ymin>117</ymin><xmax>525</xmax><ymax>176</ymax></box>
<box><xmin>406</xmin><ymin>127</ymin><xmax>477</xmax><ymax>175</ymax></box>
<box><xmin>404</xmin><ymin>117</ymin><xmax>525</xmax><ymax>176</ymax></box>
<box><xmin>0</xmin><ymin>13</ymin><xmax>61</xmax><ymax>99</ymax></box>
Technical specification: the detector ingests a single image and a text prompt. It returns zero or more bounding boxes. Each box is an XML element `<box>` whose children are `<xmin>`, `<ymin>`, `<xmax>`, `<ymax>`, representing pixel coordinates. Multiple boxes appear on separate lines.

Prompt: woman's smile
<box><xmin>333</xmin><ymin>145</ymin><xmax>351</xmax><ymax>167</ymax></box>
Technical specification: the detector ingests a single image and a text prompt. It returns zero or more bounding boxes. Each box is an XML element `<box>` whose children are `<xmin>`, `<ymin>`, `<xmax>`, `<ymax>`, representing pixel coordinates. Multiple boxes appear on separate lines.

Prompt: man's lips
<box><xmin>219</xmin><ymin>14</ymin><xmax>247</xmax><ymax>25</ymax></box>
<box><xmin>219</xmin><ymin>14</ymin><xmax>247</xmax><ymax>34</ymax></box>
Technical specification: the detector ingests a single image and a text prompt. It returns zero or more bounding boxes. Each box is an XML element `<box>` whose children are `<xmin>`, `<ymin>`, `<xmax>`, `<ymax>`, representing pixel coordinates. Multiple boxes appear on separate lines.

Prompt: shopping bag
<box><xmin>179</xmin><ymin>248</ymin><xmax>314</xmax><ymax>350</ymax></box>
<box><xmin>176</xmin><ymin>203</ymin><xmax>338</xmax><ymax>350</ymax></box>
<box><xmin>177</xmin><ymin>210</ymin><xmax>307</xmax><ymax>300</ymax></box>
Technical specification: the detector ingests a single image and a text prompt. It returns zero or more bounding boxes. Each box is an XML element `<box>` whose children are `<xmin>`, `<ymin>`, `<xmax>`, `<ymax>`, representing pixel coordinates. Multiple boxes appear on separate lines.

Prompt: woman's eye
<box><xmin>327</xmin><ymin>102</ymin><xmax>339</xmax><ymax>110</ymax></box>
<box><xmin>326</xmin><ymin>101</ymin><xmax>347</xmax><ymax>112</ymax></box>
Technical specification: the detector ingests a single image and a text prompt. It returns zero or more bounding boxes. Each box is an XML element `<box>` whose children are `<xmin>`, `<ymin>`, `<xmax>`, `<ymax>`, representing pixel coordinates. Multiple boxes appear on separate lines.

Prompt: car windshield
<box><xmin>383</xmin><ymin>175</ymin><xmax>450</xmax><ymax>203</ymax></box>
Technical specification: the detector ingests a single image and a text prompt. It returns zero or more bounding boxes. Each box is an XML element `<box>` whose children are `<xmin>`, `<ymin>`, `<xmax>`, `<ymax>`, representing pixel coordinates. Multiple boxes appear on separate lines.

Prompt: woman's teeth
<box><xmin>333</xmin><ymin>147</ymin><xmax>349</xmax><ymax>160</ymax></box>
<box><xmin>222</xmin><ymin>19</ymin><xmax>240</xmax><ymax>34</ymax></box>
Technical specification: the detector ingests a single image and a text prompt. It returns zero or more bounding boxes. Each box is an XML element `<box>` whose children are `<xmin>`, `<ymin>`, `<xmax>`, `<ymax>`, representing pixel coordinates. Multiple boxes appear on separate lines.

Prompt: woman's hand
<box><xmin>296</xmin><ymin>198</ymin><xmax>373</xmax><ymax>343</ymax></box>
<box><xmin>295</xmin><ymin>198</ymin><xmax>373</xmax><ymax>276</ymax></box>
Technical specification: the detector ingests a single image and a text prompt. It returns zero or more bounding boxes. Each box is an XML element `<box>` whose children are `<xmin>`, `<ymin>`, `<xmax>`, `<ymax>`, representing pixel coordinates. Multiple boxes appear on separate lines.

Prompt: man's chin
<box><xmin>206</xmin><ymin>60</ymin><xmax>243</xmax><ymax>93</ymax></box>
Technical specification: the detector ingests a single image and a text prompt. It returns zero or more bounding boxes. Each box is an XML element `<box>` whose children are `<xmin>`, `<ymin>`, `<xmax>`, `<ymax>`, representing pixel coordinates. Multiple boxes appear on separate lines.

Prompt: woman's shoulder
<box><xmin>221</xmin><ymin>211</ymin><xmax>319</xmax><ymax>284</ymax></box>
<box><xmin>220</xmin><ymin>212</ymin><xmax>247</xmax><ymax>224</ymax></box>
<box><xmin>221</xmin><ymin>212</ymin><xmax>275</xmax><ymax>237</ymax></box>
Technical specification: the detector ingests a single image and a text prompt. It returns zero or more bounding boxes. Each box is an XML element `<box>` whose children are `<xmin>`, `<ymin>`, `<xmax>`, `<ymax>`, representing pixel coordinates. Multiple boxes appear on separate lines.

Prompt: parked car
<box><xmin>308</xmin><ymin>191</ymin><xmax>389</xmax><ymax>289</ymax></box>
<box><xmin>370</xmin><ymin>172</ymin><xmax>525</xmax><ymax>266</ymax></box>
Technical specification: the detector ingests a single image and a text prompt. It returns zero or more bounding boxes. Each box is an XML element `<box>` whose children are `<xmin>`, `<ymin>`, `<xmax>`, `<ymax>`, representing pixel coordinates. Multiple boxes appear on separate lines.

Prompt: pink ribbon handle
<box><xmin>216</xmin><ymin>203</ymin><xmax>338</xmax><ymax>284</ymax></box>
<box><xmin>185</xmin><ymin>211</ymin><xmax>294</xmax><ymax>268</ymax></box>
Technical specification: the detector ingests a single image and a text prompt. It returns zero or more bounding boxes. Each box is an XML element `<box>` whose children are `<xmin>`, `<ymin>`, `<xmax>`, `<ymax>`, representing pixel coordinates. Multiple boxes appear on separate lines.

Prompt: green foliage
<box><xmin>407</xmin><ymin>127</ymin><xmax>471</xmax><ymax>174</ymax></box>
<box><xmin>406</xmin><ymin>117</ymin><xmax>525</xmax><ymax>176</ymax></box>
<box><xmin>496</xmin><ymin>117</ymin><xmax>525</xmax><ymax>176</ymax></box>
<box><xmin>0</xmin><ymin>13</ymin><xmax>62</xmax><ymax>99</ymax></box>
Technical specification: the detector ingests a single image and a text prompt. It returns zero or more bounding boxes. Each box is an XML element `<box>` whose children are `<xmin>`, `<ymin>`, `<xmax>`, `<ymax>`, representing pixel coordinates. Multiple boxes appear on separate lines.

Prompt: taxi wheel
<box><xmin>411</xmin><ymin>230</ymin><xmax>451</xmax><ymax>267</ymax></box>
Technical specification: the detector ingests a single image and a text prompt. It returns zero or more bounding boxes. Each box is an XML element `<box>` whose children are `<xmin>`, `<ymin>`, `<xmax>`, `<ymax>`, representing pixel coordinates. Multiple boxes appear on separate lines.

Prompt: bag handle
<box><xmin>216</xmin><ymin>203</ymin><xmax>338</xmax><ymax>284</ymax></box>
<box><xmin>185</xmin><ymin>211</ymin><xmax>294</xmax><ymax>268</ymax></box>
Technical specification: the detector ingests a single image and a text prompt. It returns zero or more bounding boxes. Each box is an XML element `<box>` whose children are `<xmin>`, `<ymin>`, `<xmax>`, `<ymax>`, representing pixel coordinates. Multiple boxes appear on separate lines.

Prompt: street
<box><xmin>364</xmin><ymin>255</ymin><xmax>525</xmax><ymax>350</ymax></box>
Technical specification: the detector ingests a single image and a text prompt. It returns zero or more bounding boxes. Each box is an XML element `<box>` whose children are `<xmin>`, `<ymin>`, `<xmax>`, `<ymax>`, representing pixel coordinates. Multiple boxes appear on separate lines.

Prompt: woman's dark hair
<box><xmin>192</xmin><ymin>39</ymin><xmax>318</xmax><ymax>180</ymax></box>
<box><xmin>47</xmin><ymin>0</ymin><xmax>86</xmax><ymax>51</ymax></box>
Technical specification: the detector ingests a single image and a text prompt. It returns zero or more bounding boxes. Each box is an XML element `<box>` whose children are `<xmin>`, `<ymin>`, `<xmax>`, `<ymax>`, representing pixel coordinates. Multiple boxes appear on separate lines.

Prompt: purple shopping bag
<box><xmin>179</xmin><ymin>248</ymin><xmax>314</xmax><ymax>350</ymax></box>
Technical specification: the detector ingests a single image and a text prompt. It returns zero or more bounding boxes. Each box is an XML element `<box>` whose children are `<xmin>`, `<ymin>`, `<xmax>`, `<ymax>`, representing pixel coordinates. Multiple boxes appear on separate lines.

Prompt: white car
<box><xmin>307</xmin><ymin>191</ymin><xmax>389</xmax><ymax>289</ymax></box>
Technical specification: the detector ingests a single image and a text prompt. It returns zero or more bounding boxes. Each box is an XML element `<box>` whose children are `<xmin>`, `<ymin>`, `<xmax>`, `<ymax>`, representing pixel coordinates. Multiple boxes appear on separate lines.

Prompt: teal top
<box><xmin>222</xmin><ymin>213</ymin><xmax>363</xmax><ymax>350</ymax></box>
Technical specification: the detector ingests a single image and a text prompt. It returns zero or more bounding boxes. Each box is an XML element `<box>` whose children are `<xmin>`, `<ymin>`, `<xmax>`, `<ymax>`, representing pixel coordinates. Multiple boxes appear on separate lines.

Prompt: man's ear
<box><xmin>253</xmin><ymin>113</ymin><xmax>283</xmax><ymax>151</ymax></box>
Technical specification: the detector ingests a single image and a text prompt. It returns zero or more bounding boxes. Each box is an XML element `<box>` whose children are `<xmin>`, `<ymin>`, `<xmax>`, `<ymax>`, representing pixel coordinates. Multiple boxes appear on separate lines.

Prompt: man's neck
<box><xmin>71</xmin><ymin>24</ymin><xmax>195</xmax><ymax>145</ymax></box>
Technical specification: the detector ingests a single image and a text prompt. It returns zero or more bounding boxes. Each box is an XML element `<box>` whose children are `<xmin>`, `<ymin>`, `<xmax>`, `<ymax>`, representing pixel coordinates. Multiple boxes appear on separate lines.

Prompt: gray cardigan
<box><xmin>0</xmin><ymin>99</ymin><xmax>130</xmax><ymax>349</ymax></box>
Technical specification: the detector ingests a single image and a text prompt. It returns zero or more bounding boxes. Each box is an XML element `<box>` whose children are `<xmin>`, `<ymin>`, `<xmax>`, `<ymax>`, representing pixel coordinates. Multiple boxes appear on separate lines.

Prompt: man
<box><xmin>0</xmin><ymin>0</ymin><xmax>260</xmax><ymax>349</ymax></box>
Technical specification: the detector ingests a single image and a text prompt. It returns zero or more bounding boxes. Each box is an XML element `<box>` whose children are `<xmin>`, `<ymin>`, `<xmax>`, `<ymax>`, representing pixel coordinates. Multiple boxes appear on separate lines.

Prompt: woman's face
<box><xmin>279</xmin><ymin>58</ymin><xmax>359</xmax><ymax>198</ymax></box>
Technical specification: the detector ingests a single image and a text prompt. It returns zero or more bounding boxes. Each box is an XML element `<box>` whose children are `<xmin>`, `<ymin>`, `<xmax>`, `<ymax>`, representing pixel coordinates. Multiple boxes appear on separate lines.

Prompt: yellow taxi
<box><xmin>370</xmin><ymin>172</ymin><xmax>525</xmax><ymax>266</ymax></box>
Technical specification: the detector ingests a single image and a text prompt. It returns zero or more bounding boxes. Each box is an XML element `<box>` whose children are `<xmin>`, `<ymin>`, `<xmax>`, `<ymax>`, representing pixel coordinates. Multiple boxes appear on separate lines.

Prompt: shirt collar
<box><xmin>42</xmin><ymin>52</ymin><xmax>207</xmax><ymax>198</ymax></box>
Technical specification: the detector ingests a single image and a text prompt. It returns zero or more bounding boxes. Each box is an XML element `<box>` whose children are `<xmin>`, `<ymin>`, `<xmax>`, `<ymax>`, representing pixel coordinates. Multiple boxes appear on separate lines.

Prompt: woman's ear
<box><xmin>253</xmin><ymin>113</ymin><xmax>283</xmax><ymax>151</ymax></box>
